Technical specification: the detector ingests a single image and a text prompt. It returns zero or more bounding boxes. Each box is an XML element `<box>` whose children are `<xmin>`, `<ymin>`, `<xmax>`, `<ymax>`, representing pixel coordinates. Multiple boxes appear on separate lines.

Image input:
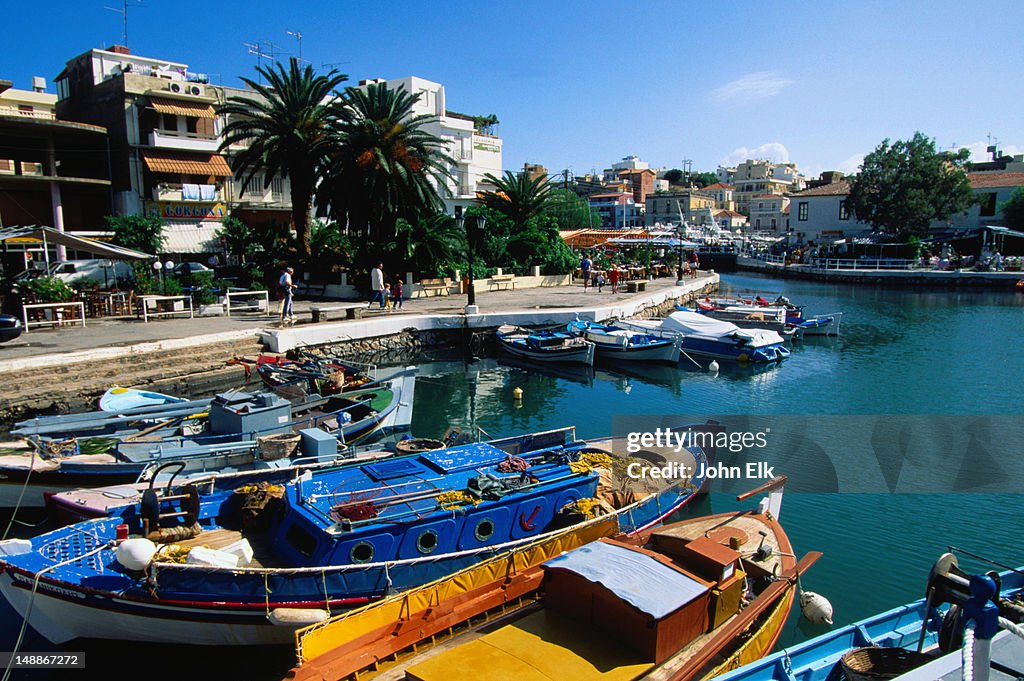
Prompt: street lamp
<box><xmin>456</xmin><ymin>207</ymin><xmax>484</xmax><ymax>314</ymax></box>
<box><xmin>675</xmin><ymin>223</ymin><xmax>686</xmax><ymax>285</ymax></box>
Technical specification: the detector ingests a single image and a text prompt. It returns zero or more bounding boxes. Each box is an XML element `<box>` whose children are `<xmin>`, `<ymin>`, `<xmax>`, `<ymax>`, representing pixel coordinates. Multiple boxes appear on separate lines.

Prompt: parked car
<box><xmin>0</xmin><ymin>314</ymin><xmax>22</xmax><ymax>343</ymax></box>
<box><xmin>21</xmin><ymin>260</ymin><xmax>135</xmax><ymax>288</ymax></box>
<box><xmin>171</xmin><ymin>262</ymin><xmax>212</xmax><ymax>277</ymax></box>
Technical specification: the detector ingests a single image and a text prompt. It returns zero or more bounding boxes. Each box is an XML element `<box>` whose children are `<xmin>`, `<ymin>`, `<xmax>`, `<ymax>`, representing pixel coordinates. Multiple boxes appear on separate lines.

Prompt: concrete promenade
<box><xmin>737</xmin><ymin>256</ymin><xmax>1024</xmax><ymax>287</ymax></box>
<box><xmin>0</xmin><ymin>273</ymin><xmax>718</xmax><ymax>372</ymax></box>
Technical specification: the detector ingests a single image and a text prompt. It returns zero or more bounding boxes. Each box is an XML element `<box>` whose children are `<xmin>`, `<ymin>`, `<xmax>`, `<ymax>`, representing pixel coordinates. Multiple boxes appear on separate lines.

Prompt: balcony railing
<box><xmin>454</xmin><ymin>149</ymin><xmax>473</xmax><ymax>161</ymax></box>
<box><xmin>148</xmin><ymin>129</ymin><xmax>219</xmax><ymax>152</ymax></box>
<box><xmin>0</xmin><ymin>106</ymin><xmax>56</xmax><ymax>120</ymax></box>
<box><xmin>153</xmin><ymin>183</ymin><xmax>222</xmax><ymax>202</ymax></box>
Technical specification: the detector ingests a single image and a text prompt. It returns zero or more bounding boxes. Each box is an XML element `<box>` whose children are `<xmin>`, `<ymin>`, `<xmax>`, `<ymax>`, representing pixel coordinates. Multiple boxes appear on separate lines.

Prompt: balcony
<box><xmin>152</xmin><ymin>183</ymin><xmax>222</xmax><ymax>202</ymax></box>
<box><xmin>453</xmin><ymin>149</ymin><xmax>473</xmax><ymax>162</ymax></box>
<box><xmin>148</xmin><ymin>129</ymin><xmax>219</xmax><ymax>152</ymax></box>
<box><xmin>0</xmin><ymin>105</ymin><xmax>56</xmax><ymax>121</ymax></box>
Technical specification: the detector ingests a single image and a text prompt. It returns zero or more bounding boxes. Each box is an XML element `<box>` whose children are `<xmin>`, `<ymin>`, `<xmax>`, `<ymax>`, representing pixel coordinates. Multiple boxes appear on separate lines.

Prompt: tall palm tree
<box><xmin>218</xmin><ymin>58</ymin><xmax>347</xmax><ymax>259</ymax></box>
<box><xmin>478</xmin><ymin>171</ymin><xmax>552</xmax><ymax>232</ymax></box>
<box><xmin>318</xmin><ymin>83</ymin><xmax>452</xmax><ymax>245</ymax></box>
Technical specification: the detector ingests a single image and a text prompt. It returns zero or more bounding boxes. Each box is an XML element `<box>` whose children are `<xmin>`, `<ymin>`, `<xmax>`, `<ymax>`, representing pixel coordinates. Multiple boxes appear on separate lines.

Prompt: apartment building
<box><xmin>644</xmin><ymin>189</ymin><xmax>716</xmax><ymax>226</ymax></box>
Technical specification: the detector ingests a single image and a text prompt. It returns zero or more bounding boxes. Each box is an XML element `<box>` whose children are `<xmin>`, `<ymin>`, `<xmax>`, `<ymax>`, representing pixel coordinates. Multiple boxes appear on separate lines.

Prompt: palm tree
<box><xmin>318</xmin><ymin>83</ymin><xmax>452</xmax><ymax>245</ymax></box>
<box><xmin>395</xmin><ymin>214</ymin><xmax>466</xmax><ymax>276</ymax></box>
<box><xmin>478</xmin><ymin>171</ymin><xmax>552</xmax><ymax>232</ymax></box>
<box><xmin>218</xmin><ymin>58</ymin><xmax>347</xmax><ymax>259</ymax></box>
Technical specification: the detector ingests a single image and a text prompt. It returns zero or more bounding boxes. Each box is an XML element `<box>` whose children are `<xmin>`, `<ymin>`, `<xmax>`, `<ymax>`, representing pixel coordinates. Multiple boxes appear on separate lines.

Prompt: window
<box><xmin>416</xmin><ymin>529</ymin><xmax>439</xmax><ymax>555</ymax></box>
<box><xmin>285</xmin><ymin>522</ymin><xmax>317</xmax><ymax>558</ymax></box>
<box><xmin>185</xmin><ymin>117</ymin><xmax>198</xmax><ymax>134</ymax></box>
<box><xmin>350</xmin><ymin>541</ymin><xmax>374</xmax><ymax>564</ymax></box>
<box><xmin>755</xmin><ymin>218</ymin><xmax>761</xmax><ymax>228</ymax></box>
<box><xmin>271</xmin><ymin>176</ymin><xmax>284</xmax><ymax>198</ymax></box>
<box><xmin>771</xmin><ymin>218</ymin><xmax>777</xmax><ymax>229</ymax></box>
<box><xmin>162</xmin><ymin>113</ymin><xmax>177</xmax><ymax>132</ymax></box>
<box><xmin>474</xmin><ymin>518</ymin><xmax>495</xmax><ymax>542</ymax></box>
<box><xmin>0</xmin><ymin>159</ymin><xmax>13</xmax><ymax>174</ymax></box>
<box><xmin>979</xmin><ymin>193</ymin><xmax>997</xmax><ymax>217</ymax></box>
<box><xmin>798</xmin><ymin>202</ymin><xmax>809</xmax><ymax>221</ymax></box>
<box><xmin>56</xmin><ymin>78</ymin><xmax>71</xmax><ymax>100</ymax></box>
<box><xmin>839</xmin><ymin>200</ymin><xmax>849</xmax><ymax>220</ymax></box>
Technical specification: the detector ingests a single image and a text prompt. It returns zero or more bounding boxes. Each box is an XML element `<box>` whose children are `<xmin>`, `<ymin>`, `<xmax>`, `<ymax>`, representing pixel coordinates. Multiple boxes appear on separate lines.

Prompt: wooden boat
<box><xmin>618</xmin><ymin>312</ymin><xmax>791</xmax><ymax>363</ymax></box>
<box><xmin>694</xmin><ymin>296</ymin><xmax>842</xmax><ymax>337</ymax></box>
<box><xmin>711</xmin><ymin>552</ymin><xmax>1024</xmax><ymax>681</ymax></box>
<box><xmin>286</xmin><ymin>476</ymin><xmax>818</xmax><ymax>681</ymax></box>
<box><xmin>566</xmin><ymin>320</ymin><xmax>682</xmax><ymax>364</ymax></box>
<box><xmin>229</xmin><ymin>353</ymin><xmax>379</xmax><ymax>397</ymax></box>
<box><xmin>496</xmin><ymin>325</ymin><xmax>596</xmax><ymax>366</ymax></box>
<box><xmin>0</xmin><ymin>427</ymin><xmax>710</xmax><ymax>646</ymax></box>
<box><xmin>0</xmin><ymin>367</ymin><xmax>416</xmax><ymax>508</ymax></box>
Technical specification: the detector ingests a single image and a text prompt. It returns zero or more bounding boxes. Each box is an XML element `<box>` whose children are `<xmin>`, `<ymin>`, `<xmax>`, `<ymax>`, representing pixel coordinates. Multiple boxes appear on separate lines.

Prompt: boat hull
<box><xmin>594</xmin><ymin>339</ymin><xmax>681</xmax><ymax>364</ymax></box>
<box><xmin>497</xmin><ymin>338</ymin><xmax>595</xmax><ymax>366</ymax></box>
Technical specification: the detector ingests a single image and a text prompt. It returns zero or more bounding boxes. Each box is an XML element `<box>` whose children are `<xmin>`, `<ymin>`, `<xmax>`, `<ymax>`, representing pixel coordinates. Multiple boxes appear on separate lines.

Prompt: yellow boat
<box><xmin>286</xmin><ymin>476</ymin><xmax>819</xmax><ymax>681</ymax></box>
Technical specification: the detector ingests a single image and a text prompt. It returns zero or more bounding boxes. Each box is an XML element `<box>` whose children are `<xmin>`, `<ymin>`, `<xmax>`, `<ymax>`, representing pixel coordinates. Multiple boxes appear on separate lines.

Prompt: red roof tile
<box><xmin>701</xmin><ymin>182</ymin><xmax>735</xmax><ymax>191</ymax></box>
<box><xmin>794</xmin><ymin>180</ymin><xmax>851</xmax><ymax>197</ymax></box>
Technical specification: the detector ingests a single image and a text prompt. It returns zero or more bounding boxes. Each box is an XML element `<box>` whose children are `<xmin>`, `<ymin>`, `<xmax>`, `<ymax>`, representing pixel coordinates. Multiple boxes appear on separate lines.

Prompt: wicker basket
<box><xmin>840</xmin><ymin>647</ymin><xmax>933</xmax><ymax>681</ymax></box>
<box><xmin>257</xmin><ymin>433</ymin><xmax>301</xmax><ymax>461</ymax></box>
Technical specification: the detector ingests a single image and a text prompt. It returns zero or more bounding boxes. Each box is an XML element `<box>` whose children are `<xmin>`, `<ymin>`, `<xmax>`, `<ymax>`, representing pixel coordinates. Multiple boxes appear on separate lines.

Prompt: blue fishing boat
<box><xmin>0</xmin><ymin>427</ymin><xmax>709</xmax><ymax>646</ymax></box>
<box><xmin>0</xmin><ymin>367</ymin><xmax>416</xmax><ymax>507</ymax></box>
<box><xmin>618</xmin><ymin>311</ymin><xmax>790</xmax><ymax>363</ymax></box>
<box><xmin>566</xmin><ymin>320</ymin><xmax>681</xmax><ymax>364</ymax></box>
<box><xmin>496</xmin><ymin>325</ymin><xmax>595</xmax><ymax>366</ymax></box>
<box><xmin>713</xmin><ymin>552</ymin><xmax>1024</xmax><ymax>681</ymax></box>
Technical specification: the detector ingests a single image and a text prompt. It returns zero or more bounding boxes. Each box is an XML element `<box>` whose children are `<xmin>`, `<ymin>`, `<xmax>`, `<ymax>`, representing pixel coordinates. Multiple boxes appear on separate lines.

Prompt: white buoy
<box><xmin>800</xmin><ymin>590</ymin><xmax>834</xmax><ymax>625</ymax></box>
<box><xmin>708</xmin><ymin>360</ymin><xmax>720</xmax><ymax>373</ymax></box>
<box><xmin>115</xmin><ymin>538</ymin><xmax>157</xmax><ymax>571</ymax></box>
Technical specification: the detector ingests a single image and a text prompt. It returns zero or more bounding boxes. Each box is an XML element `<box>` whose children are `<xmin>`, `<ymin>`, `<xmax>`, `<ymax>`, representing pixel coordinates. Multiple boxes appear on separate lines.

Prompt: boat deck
<box><xmin>164</xmin><ymin>527</ymin><xmax>280</xmax><ymax>569</ymax></box>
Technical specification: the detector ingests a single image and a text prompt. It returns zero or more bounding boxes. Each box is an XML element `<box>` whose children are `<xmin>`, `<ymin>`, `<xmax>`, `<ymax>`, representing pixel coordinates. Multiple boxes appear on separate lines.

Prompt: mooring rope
<box><xmin>962</xmin><ymin>618</ymin><xmax>976</xmax><ymax>681</ymax></box>
<box><xmin>2</xmin><ymin>441</ymin><xmax>40</xmax><ymax>541</ymax></box>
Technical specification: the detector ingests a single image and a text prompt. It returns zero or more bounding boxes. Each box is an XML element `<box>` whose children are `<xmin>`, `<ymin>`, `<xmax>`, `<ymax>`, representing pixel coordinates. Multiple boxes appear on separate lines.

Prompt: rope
<box><xmin>263</xmin><ymin>572</ymin><xmax>273</xmax><ymax>619</ymax></box>
<box><xmin>1</xmin><ymin>540</ymin><xmax>113</xmax><ymax>681</ymax></box>
<box><xmin>998</xmin><ymin>616</ymin><xmax>1024</xmax><ymax>641</ymax></box>
<box><xmin>962</xmin><ymin>619</ymin><xmax>976</xmax><ymax>681</ymax></box>
<box><xmin>321</xmin><ymin>569</ymin><xmax>329</xmax><ymax>612</ymax></box>
<box><xmin>2</xmin><ymin>441</ymin><xmax>39</xmax><ymax>541</ymax></box>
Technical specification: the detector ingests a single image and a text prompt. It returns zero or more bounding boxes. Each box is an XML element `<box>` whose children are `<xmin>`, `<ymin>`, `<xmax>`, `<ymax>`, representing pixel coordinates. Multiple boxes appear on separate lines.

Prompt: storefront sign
<box><xmin>148</xmin><ymin>202</ymin><xmax>227</xmax><ymax>220</ymax></box>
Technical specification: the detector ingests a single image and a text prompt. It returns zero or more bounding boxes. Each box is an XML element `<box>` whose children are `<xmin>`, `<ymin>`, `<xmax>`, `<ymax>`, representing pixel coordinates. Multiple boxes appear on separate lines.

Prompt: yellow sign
<box><xmin>149</xmin><ymin>202</ymin><xmax>227</xmax><ymax>221</ymax></box>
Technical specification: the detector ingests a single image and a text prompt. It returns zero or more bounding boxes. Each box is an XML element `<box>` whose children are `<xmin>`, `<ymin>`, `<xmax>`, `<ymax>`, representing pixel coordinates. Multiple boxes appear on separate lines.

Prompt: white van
<box><xmin>46</xmin><ymin>260</ymin><xmax>135</xmax><ymax>288</ymax></box>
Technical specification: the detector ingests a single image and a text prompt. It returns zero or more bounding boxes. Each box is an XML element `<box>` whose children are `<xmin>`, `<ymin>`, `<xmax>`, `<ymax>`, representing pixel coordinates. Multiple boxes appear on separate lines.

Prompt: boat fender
<box><xmin>116</xmin><ymin>538</ymin><xmax>157</xmax><ymax>571</ymax></box>
<box><xmin>708</xmin><ymin>360</ymin><xmax>720</xmax><ymax>373</ymax></box>
<box><xmin>268</xmin><ymin>608</ymin><xmax>330</xmax><ymax>627</ymax></box>
<box><xmin>800</xmin><ymin>590</ymin><xmax>834</xmax><ymax>625</ymax></box>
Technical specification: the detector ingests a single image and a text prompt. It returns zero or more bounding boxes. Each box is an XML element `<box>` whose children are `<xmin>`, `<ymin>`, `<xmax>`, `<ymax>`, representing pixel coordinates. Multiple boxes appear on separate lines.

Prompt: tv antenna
<box><xmin>244</xmin><ymin>41</ymin><xmax>275</xmax><ymax>83</ymax></box>
<box><xmin>285</xmin><ymin>31</ymin><xmax>307</xmax><ymax>62</ymax></box>
<box><xmin>104</xmin><ymin>0</ymin><xmax>145</xmax><ymax>47</ymax></box>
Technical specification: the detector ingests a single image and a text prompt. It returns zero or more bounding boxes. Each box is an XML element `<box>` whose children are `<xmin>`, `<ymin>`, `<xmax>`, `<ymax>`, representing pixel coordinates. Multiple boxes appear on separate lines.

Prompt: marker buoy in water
<box><xmin>800</xmin><ymin>590</ymin><xmax>834</xmax><ymax>625</ymax></box>
<box><xmin>513</xmin><ymin>387</ymin><xmax>524</xmax><ymax>401</ymax></box>
<box><xmin>708</xmin><ymin>360</ymin><xmax>720</xmax><ymax>373</ymax></box>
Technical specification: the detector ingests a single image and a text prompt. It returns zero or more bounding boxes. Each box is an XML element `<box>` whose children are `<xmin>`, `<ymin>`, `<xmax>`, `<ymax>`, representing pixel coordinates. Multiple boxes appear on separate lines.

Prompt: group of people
<box><xmin>369</xmin><ymin>262</ymin><xmax>404</xmax><ymax>311</ymax></box>
<box><xmin>579</xmin><ymin>251</ymin><xmax>701</xmax><ymax>294</ymax></box>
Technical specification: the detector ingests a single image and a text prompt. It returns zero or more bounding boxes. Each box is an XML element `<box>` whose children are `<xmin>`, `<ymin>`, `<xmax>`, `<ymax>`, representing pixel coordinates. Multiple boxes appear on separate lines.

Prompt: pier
<box><xmin>737</xmin><ymin>256</ymin><xmax>1024</xmax><ymax>288</ymax></box>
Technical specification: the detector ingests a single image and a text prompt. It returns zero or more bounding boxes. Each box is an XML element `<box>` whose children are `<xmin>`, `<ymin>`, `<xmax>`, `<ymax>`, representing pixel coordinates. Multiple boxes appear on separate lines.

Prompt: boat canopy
<box><xmin>543</xmin><ymin>539</ymin><xmax>709</xmax><ymax>618</ymax></box>
<box><xmin>662</xmin><ymin>311</ymin><xmax>741</xmax><ymax>338</ymax></box>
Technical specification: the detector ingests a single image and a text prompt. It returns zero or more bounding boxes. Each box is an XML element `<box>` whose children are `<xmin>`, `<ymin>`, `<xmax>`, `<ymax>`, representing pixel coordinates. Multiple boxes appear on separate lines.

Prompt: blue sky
<box><xmin>5</xmin><ymin>1</ymin><xmax>1023</xmax><ymax>178</ymax></box>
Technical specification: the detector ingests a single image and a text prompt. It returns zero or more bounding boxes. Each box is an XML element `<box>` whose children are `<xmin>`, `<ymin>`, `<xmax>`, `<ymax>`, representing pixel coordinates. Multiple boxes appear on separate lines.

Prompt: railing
<box><xmin>224</xmin><ymin>289</ymin><xmax>269</xmax><ymax>317</ymax></box>
<box><xmin>148</xmin><ymin>129</ymin><xmax>219</xmax><ymax>152</ymax></box>
<box><xmin>454</xmin><ymin>149</ymin><xmax>473</xmax><ymax>161</ymax></box>
<box><xmin>153</xmin><ymin>183</ymin><xmax>222</xmax><ymax>202</ymax></box>
<box><xmin>810</xmin><ymin>258</ymin><xmax>919</xmax><ymax>270</ymax></box>
<box><xmin>138</xmin><ymin>295</ymin><xmax>194</xmax><ymax>322</ymax></box>
<box><xmin>0</xmin><ymin>107</ymin><xmax>56</xmax><ymax>120</ymax></box>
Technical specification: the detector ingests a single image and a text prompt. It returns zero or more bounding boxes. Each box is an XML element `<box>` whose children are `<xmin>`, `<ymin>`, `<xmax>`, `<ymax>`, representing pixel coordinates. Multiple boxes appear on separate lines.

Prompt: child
<box><xmin>609</xmin><ymin>266</ymin><xmax>620</xmax><ymax>293</ymax></box>
<box><xmin>393</xmin><ymin>279</ymin><xmax>404</xmax><ymax>309</ymax></box>
<box><xmin>383</xmin><ymin>282</ymin><xmax>392</xmax><ymax>310</ymax></box>
<box><xmin>596</xmin><ymin>272</ymin><xmax>605</xmax><ymax>292</ymax></box>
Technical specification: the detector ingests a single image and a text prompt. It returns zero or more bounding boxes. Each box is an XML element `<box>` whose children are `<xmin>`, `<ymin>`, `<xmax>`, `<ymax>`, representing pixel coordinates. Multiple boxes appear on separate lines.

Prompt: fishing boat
<box><xmin>229</xmin><ymin>353</ymin><xmax>379</xmax><ymax>397</ymax></box>
<box><xmin>566</xmin><ymin>320</ymin><xmax>682</xmax><ymax>364</ymax></box>
<box><xmin>0</xmin><ymin>367</ymin><xmax>416</xmax><ymax>508</ymax></box>
<box><xmin>696</xmin><ymin>296</ymin><xmax>842</xmax><ymax>337</ymax></box>
<box><xmin>496</xmin><ymin>325</ymin><xmax>596</xmax><ymax>366</ymax></box>
<box><xmin>711</xmin><ymin>551</ymin><xmax>1024</xmax><ymax>681</ymax></box>
<box><xmin>0</xmin><ymin>426</ymin><xmax>710</xmax><ymax>646</ymax></box>
<box><xmin>682</xmin><ymin>303</ymin><xmax>794</xmax><ymax>335</ymax></box>
<box><xmin>286</xmin><ymin>475</ymin><xmax>819</xmax><ymax>681</ymax></box>
<box><xmin>618</xmin><ymin>311</ymin><xmax>790</xmax><ymax>363</ymax></box>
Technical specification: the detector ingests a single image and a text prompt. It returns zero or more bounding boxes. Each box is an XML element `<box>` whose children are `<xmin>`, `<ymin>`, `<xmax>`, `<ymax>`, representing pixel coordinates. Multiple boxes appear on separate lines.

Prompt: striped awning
<box><xmin>141</xmin><ymin>151</ymin><xmax>233</xmax><ymax>177</ymax></box>
<box><xmin>149</xmin><ymin>97</ymin><xmax>216</xmax><ymax>118</ymax></box>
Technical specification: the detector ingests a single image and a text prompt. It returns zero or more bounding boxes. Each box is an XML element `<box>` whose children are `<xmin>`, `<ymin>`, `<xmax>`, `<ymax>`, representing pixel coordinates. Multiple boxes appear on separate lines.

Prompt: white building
<box><xmin>789</xmin><ymin>180</ymin><xmax>863</xmax><ymax>243</ymax></box>
<box><xmin>360</xmin><ymin>76</ymin><xmax>502</xmax><ymax>214</ymax></box>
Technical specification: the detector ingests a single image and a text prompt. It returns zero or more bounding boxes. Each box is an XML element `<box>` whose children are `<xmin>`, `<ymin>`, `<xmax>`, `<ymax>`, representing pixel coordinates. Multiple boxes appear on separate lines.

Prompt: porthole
<box><xmin>350</xmin><ymin>541</ymin><xmax>374</xmax><ymax>564</ymax></box>
<box><xmin>474</xmin><ymin>518</ymin><xmax>495</xmax><ymax>542</ymax></box>
<box><xmin>416</xmin><ymin>529</ymin><xmax>439</xmax><ymax>555</ymax></box>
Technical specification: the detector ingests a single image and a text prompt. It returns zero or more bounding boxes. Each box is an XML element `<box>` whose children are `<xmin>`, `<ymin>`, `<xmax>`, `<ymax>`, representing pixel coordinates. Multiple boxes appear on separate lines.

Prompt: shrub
<box><xmin>26</xmin><ymin>276</ymin><xmax>75</xmax><ymax>303</ymax></box>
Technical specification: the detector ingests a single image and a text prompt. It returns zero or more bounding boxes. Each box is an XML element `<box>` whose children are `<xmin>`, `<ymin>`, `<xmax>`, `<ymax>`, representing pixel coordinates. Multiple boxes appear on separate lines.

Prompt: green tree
<box><xmin>1001</xmin><ymin>186</ymin><xmax>1024</xmax><ymax>231</ymax></box>
<box><xmin>105</xmin><ymin>215</ymin><xmax>165</xmax><ymax>255</ymax></box>
<box><xmin>216</xmin><ymin>216</ymin><xmax>258</xmax><ymax>262</ymax></box>
<box><xmin>846</xmin><ymin>132</ymin><xmax>975</xmax><ymax>239</ymax></box>
<box><xmin>478</xmin><ymin>171</ymin><xmax>552</xmax><ymax>233</ymax></box>
<box><xmin>543</xmin><ymin>189</ymin><xmax>601</xmax><ymax>230</ymax></box>
<box><xmin>218</xmin><ymin>58</ymin><xmax>348</xmax><ymax>260</ymax></box>
<box><xmin>319</xmin><ymin>83</ymin><xmax>452</xmax><ymax>249</ymax></box>
<box><xmin>663</xmin><ymin>169</ymin><xmax>684</xmax><ymax>185</ymax></box>
<box><xmin>505</xmin><ymin>216</ymin><xmax>576</xmax><ymax>274</ymax></box>
<box><xmin>689</xmin><ymin>171</ymin><xmax>719</xmax><ymax>188</ymax></box>
<box><xmin>395</xmin><ymin>214</ymin><xmax>466</xmax><ymax>277</ymax></box>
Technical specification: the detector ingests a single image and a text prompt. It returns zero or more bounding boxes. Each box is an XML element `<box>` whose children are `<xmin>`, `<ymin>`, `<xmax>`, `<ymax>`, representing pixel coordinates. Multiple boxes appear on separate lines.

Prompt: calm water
<box><xmin>407</xmin><ymin>272</ymin><xmax>1024</xmax><ymax>648</ymax></box>
<box><xmin>2</xmin><ymin>272</ymin><xmax>1023</xmax><ymax>676</ymax></box>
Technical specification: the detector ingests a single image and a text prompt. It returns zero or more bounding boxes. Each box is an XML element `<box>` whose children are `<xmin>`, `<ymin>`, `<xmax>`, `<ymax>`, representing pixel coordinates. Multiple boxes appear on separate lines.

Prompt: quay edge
<box><xmin>737</xmin><ymin>256</ymin><xmax>1024</xmax><ymax>288</ymax></box>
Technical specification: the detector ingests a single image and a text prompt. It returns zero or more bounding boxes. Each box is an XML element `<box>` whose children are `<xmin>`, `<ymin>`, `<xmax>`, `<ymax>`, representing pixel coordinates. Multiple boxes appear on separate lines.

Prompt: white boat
<box><xmin>566</xmin><ymin>320</ymin><xmax>681</xmax><ymax>364</ymax></box>
<box><xmin>618</xmin><ymin>311</ymin><xmax>791</xmax><ymax>363</ymax></box>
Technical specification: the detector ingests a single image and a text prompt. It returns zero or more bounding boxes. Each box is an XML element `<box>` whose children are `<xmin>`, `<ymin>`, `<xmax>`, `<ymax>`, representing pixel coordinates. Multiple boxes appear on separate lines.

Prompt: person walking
<box><xmin>609</xmin><ymin>266</ymin><xmax>620</xmax><ymax>294</ymax></box>
<box><xmin>580</xmin><ymin>254</ymin><xmax>592</xmax><ymax>291</ymax></box>
<box><xmin>370</xmin><ymin>262</ymin><xmax>386</xmax><ymax>309</ymax></box>
<box><xmin>278</xmin><ymin>266</ymin><xmax>296</xmax><ymax>326</ymax></box>
<box><xmin>393</xmin><ymin>278</ymin><xmax>404</xmax><ymax>310</ymax></box>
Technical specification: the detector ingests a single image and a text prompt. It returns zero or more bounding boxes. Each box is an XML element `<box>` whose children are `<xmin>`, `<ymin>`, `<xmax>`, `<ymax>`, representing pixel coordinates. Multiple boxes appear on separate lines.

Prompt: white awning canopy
<box><xmin>0</xmin><ymin>226</ymin><xmax>153</xmax><ymax>259</ymax></box>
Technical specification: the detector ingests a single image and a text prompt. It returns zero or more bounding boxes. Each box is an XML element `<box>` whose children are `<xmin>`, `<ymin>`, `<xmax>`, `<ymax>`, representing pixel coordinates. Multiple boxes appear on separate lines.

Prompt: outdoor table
<box><xmin>83</xmin><ymin>291</ymin><xmax>134</xmax><ymax>318</ymax></box>
<box><xmin>139</xmin><ymin>295</ymin><xmax>193</xmax><ymax>322</ymax></box>
<box><xmin>22</xmin><ymin>301</ymin><xmax>86</xmax><ymax>332</ymax></box>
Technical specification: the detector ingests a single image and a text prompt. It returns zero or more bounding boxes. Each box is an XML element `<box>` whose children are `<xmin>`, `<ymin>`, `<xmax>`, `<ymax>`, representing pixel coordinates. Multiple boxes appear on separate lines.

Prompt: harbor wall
<box><xmin>737</xmin><ymin>257</ymin><xmax>1024</xmax><ymax>288</ymax></box>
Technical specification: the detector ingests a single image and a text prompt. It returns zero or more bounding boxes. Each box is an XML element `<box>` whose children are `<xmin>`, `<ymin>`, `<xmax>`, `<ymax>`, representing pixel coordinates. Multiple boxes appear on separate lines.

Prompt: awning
<box><xmin>163</xmin><ymin>220</ymin><xmax>222</xmax><ymax>254</ymax></box>
<box><xmin>0</xmin><ymin>226</ymin><xmax>152</xmax><ymax>259</ymax></box>
<box><xmin>149</xmin><ymin>97</ymin><xmax>216</xmax><ymax>118</ymax></box>
<box><xmin>141</xmin><ymin>151</ymin><xmax>233</xmax><ymax>177</ymax></box>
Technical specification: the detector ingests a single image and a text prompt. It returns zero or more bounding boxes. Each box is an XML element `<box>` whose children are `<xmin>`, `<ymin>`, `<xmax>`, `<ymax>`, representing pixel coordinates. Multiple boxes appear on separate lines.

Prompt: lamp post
<box><xmin>152</xmin><ymin>260</ymin><xmax>163</xmax><ymax>294</ymax></box>
<box><xmin>456</xmin><ymin>207</ymin><xmax>483</xmax><ymax>315</ymax></box>
<box><xmin>676</xmin><ymin>224</ymin><xmax>686</xmax><ymax>285</ymax></box>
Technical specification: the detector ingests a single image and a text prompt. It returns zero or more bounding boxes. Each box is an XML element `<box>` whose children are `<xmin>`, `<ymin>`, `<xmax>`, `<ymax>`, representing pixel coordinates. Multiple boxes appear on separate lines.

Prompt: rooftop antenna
<box><xmin>285</xmin><ymin>31</ymin><xmax>307</xmax><ymax>62</ymax></box>
<box><xmin>244</xmin><ymin>41</ymin><xmax>275</xmax><ymax>84</ymax></box>
<box><xmin>104</xmin><ymin>0</ymin><xmax>145</xmax><ymax>48</ymax></box>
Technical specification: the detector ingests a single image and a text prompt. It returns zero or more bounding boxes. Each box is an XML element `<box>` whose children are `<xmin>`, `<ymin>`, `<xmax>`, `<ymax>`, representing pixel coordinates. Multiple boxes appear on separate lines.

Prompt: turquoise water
<box><xmin>409</xmin><ymin>272</ymin><xmax>1024</xmax><ymax>648</ymax></box>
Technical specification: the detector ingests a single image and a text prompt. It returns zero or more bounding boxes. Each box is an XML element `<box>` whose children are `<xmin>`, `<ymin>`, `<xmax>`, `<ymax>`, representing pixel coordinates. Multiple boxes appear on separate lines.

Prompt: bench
<box><xmin>419</xmin><ymin>278</ymin><xmax>451</xmax><ymax>297</ymax></box>
<box><xmin>310</xmin><ymin>302</ymin><xmax>368</xmax><ymax>323</ymax></box>
<box><xmin>625</xmin><ymin>281</ymin><xmax>647</xmax><ymax>293</ymax></box>
<box><xmin>487</xmin><ymin>273</ymin><xmax>516</xmax><ymax>291</ymax></box>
